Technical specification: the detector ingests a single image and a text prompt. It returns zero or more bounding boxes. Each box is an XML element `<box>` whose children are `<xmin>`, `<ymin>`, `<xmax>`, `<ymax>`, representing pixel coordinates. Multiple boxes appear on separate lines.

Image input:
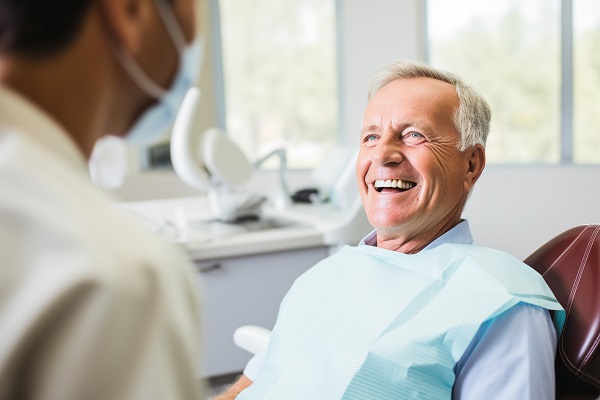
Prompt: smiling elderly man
<box><xmin>215</xmin><ymin>60</ymin><xmax>563</xmax><ymax>400</ymax></box>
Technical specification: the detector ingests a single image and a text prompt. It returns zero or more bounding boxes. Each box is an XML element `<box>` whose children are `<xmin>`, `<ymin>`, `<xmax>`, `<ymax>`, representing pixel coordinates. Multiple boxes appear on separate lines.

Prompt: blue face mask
<box><xmin>113</xmin><ymin>0</ymin><xmax>203</xmax><ymax>144</ymax></box>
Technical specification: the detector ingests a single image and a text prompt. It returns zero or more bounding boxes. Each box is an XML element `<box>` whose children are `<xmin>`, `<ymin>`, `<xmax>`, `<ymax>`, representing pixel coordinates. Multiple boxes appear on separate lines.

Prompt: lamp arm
<box><xmin>254</xmin><ymin>149</ymin><xmax>291</xmax><ymax>198</ymax></box>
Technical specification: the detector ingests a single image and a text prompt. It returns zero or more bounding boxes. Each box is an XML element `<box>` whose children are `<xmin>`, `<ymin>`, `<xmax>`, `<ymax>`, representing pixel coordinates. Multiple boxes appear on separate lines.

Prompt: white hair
<box><xmin>368</xmin><ymin>60</ymin><xmax>491</xmax><ymax>150</ymax></box>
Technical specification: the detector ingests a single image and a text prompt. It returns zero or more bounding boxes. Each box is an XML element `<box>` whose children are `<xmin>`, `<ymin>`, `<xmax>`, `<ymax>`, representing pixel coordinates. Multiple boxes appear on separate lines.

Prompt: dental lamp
<box><xmin>171</xmin><ymin>87</ymin><xmax>290</xmax><ymax>222</ymax></box>
<box><xmin>253</xmin><ymin>147</ymin><xmax>292</xmax><ymax>206</ymax></box>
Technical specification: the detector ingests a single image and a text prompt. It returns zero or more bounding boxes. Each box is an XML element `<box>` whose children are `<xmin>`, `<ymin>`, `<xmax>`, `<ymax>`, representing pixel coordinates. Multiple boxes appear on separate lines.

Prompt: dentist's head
<box><xmin>0</xmin><ymin>0</ymin><xmax>201</xmax><ymax>158</ymax></box>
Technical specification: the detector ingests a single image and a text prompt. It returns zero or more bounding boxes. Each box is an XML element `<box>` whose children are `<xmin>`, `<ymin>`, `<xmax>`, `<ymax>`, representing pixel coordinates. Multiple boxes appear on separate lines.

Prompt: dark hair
<box><xmin>0</xmin><ymin>0</ymin><xmax>92</xmax><ymax>57</ymax></box>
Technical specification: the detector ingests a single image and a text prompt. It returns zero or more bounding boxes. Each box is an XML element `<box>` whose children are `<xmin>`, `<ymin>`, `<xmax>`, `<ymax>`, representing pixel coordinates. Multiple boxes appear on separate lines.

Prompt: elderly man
<box><xmin>0</xmin><ymin>0</ymin><xmax>203</xmax><ymax>399</ymax></box>
<box><xmin>216</xmin><ymin>61</ymin><xmax>563</xmax><ymax>400</ymax></box>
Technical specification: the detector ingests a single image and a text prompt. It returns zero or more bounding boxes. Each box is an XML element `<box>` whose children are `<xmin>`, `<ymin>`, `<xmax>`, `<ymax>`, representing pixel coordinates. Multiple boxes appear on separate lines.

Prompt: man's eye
<box><xmin>362</xmin><ymin>134</ymin><xmax>378</xmax><ymax>146</ymax></box>
<box><xmin>403</xmin><ymin>132</ymin><xmax>426</xmax><ymax>145</ymax></box>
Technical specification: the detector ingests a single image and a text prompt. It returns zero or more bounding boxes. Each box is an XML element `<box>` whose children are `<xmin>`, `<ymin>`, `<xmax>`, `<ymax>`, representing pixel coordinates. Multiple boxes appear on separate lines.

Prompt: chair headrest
<box><xmin>524</xmin><ymin>224</ymin><xmax>600</xmax><ymax>395</ymax></box>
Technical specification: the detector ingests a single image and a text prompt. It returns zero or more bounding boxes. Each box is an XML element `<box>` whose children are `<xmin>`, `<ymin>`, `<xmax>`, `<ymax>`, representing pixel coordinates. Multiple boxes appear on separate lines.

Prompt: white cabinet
<box><xmin>196</xmin><ymin>246</ymin><xmax>329</xmax><ymax>377</ymax></box>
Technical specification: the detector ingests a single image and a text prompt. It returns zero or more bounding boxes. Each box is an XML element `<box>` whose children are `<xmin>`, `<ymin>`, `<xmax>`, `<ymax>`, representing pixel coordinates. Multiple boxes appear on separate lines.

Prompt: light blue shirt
<box><xmin>244</xmin><ymin>221</ymin><xmax>557</xmax><ymax>399</ymax></box>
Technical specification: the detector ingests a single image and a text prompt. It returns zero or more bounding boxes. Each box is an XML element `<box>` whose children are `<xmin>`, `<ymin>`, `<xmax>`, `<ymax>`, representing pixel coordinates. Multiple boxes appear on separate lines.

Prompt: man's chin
<box><xmin>370</xmin><ymin>221</ymin><xmax>412</xmax><ymax>236</ymax></box>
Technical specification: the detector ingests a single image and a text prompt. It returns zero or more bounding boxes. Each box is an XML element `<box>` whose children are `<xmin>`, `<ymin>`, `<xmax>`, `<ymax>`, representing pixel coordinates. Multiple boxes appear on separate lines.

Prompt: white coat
<box><xmin>0</xmin><ymin>86</ymin><xmax>203</xmax><ymax>400</ymax></box>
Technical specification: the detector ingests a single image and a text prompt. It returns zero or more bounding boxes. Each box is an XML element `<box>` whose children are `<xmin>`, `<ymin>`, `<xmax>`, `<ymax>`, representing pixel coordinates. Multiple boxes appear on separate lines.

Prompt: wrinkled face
<box><xmin>357</xmin><ymin>77</ymin><xmax>476</xmax><ymax>245</ymax></box>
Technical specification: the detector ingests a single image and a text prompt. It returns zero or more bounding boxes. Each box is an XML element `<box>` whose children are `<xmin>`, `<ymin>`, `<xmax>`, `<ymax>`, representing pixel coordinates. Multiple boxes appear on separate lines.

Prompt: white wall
<box><xmin>464</xmin><ymin>166</ymin><xmax>600</xmax><ymax>259</ymax></box>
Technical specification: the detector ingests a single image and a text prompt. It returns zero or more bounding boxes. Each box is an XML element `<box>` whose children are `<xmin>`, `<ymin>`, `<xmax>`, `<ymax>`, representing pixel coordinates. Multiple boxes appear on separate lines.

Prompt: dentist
<box><xmin>0</xmin><ymin>0</ymin><xmax>203</xmax><ymax>399</ymax></box>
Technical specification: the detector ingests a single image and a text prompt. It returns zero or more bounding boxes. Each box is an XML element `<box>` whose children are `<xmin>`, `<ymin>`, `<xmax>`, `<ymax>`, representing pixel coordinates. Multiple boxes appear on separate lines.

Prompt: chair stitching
<box><xmin>579</xmin><ymin>369</ymin><xmax>600</xmax><ymax>386</ymax></box>
<box><xmin>559</xmin><ymin>348</ymin><xmax>585</xmax><ymax>378</ymax></box>
<box><xmin>557</xmin><ymin>226</ymin><xmax>595</xmax><ymax>372</ymax></box>
<box><xmin>579</xmin><ymin>226</ymin><xmax>600</xmax><ymax>367</ymax></box>
<box><xmin>541</xmin><ymin>225</ymin><xmax>591</xmax><ymax>277</ymax></box>
<box><xmin>567</xmin><ymin>226</ymin><xmax>598</xmax><ymax>314</ymax></box>
<box><xmin>564</xmin><ymin>352</ymin><xmax>600</xmax><ymax>387</ymax></box>
<box><xmin>559</xmin><ymin>225</ymin><xmax>600</xmax><ymax>374</ymax></box>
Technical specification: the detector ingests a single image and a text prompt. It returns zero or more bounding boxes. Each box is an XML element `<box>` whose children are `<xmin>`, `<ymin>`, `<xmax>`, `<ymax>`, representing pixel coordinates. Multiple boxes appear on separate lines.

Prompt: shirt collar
<box><xmin>359</xmin><ymin>220</ymin><xmax>474</xmax><ymax>249</ymax></box>
<box><xmin>0</xmin><ymin>85</ymin><xmax>89</xmax><ymax>175</ymax></box>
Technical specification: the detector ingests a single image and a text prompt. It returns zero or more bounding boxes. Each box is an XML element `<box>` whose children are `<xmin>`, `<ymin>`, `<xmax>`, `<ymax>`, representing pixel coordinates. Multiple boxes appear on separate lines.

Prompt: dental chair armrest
<box><xmin>233</xmin><ymin>325</ymin><xmax>271</xmax><ymax>355</ymax></box>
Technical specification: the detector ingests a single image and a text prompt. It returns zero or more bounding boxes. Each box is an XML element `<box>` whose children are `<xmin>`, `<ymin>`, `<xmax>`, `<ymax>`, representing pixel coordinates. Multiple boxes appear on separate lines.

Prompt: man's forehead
<box><xmin>373</xmin><ymin>77</ymin><xmax>457</xmax><ymax>103</ymax></box>
<box><xmin>361</xmin><ymin>78</ymin><xmax>460</xmax><ymax>135</ymax></box>
<box><xmin>363</xmin><ymin>78</ymin><xmax>458</xmax><ymax>125</ymax></box>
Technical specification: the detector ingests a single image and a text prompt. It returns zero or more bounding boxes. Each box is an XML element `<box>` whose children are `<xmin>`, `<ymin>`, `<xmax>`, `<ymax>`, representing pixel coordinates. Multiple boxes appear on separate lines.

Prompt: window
<box><xmin>215</xmin><ymin>0</ymin><xmax>339</xmax><ymax>169</ymax></box>
<box><xmin>574</xmin><ymin>0</ymin><xmax>600</xmax><ymax>163</ymax></box>
<box><xmin>427</xmin><ymin>0</ymin><xmax>600</xmax><ymax>164</ymax></box>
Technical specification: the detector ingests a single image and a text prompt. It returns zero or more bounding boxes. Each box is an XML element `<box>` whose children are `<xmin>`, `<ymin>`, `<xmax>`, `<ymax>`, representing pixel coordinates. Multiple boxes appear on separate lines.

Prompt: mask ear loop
<box><xmin>153</xmin><ymin>0</ymin><xmax>188</xmax><ymax>56</ymax></box>
<box><xmin>110</xmin><ymin>0</ymin><xmax>189</xmax><ymax>100</ymax></box>
<box><xmin>111</xmin><ymin>45</ymin><xmax>168</xmax><ymax>99</ymax></box>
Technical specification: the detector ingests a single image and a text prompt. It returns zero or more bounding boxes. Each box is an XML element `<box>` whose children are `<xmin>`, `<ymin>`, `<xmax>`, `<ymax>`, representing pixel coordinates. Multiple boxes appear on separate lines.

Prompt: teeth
<box><xmin>374</xmin><ymin>179</ymin><xmax>416</xmax><ymax>189</ymax></box>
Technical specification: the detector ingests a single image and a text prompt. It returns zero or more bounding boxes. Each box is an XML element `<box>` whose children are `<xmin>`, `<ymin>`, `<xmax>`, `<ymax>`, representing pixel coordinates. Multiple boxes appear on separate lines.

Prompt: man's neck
<box><xmin>376</xmin><ymin>216</ymin><xmax>464</xmax><ymax>254</ymax></box>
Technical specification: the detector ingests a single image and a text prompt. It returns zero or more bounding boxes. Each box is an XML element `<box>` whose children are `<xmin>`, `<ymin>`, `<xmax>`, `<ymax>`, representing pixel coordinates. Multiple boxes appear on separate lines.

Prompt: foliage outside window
<box><xmin>218</xmin><ymin>0</ymin><xmax>338</xmax><ymax>169</ymax></box>
<box><xmin>574</xmin><ymin>0</ymin><xmax>600</xmax><ymax>163</ymax></box>
<box><xmin>428</xmin><ymin>0</ymin><xmax>600</xmax><ymax>164</ymax></box>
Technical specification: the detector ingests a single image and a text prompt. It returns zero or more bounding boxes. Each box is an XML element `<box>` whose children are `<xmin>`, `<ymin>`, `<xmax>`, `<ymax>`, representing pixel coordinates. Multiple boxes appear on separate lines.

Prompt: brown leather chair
<box><xmin>524</xmin><ymin>224</ymin><xmax>600</xmax><ymax>400</ymax></box>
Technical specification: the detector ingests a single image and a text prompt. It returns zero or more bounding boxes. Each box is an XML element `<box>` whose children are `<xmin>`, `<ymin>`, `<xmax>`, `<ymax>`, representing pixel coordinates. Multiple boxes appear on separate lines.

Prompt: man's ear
<box><xmin>464</xmin><ymin>144</ymin><xmax>486</xmax><ymax>192</ymax></box>
<box><xmin>97</xmin><ymin>0</ymin><xmax>154</xmax><ymax>53</ymax></box>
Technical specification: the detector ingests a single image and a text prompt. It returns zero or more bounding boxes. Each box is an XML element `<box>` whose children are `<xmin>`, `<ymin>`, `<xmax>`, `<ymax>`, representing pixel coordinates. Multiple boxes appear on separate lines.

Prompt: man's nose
<box><xmin>372</xmin><ymin>136</ymin><xmax>404</xmax><ymax>165</ymax></box>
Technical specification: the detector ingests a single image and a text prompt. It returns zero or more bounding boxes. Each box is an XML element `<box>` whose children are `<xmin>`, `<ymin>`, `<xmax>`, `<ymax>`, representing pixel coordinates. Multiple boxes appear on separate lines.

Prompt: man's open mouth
<box><xmin>374</xmin><ymin>179</ymin><xmax>417</xmax><ymax>193</ymax></box>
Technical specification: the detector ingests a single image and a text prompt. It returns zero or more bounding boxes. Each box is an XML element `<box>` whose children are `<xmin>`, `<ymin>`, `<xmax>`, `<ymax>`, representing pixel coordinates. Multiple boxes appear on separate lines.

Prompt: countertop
<box><xmin>115</xmin><ymin>195</ymin><xmax>364</xmax><ymax>261</ymax></box>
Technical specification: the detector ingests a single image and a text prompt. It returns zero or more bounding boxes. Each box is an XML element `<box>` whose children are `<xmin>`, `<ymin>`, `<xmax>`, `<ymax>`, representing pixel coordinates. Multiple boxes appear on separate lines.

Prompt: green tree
<box><xmin>220</xmin><ymin>0</ymin><xmax>338</xmax><ymax>168</ymax></box>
